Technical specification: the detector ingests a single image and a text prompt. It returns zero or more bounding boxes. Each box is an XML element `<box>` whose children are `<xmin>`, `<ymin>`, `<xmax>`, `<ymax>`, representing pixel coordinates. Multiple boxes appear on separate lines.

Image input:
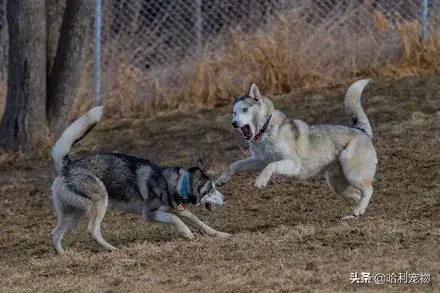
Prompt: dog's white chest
<box><xmin>250</xmin><ymin>138</ymin><xmax>286</xmax><ymax>163</ymax></box>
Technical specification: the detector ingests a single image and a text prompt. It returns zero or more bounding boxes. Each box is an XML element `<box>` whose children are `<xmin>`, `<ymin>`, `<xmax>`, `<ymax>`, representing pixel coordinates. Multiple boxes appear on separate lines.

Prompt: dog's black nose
<box><xmin>231</xmin><ymin>121</ymin><xmax>238</xmax><ymax>128</ymax></box>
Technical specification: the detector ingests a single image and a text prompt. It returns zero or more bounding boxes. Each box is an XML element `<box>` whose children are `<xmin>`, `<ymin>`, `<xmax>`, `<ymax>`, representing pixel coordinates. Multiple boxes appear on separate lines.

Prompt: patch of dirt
<box><xmin>1</xmin><ymin>75</ymin><xmax>440</xmax><ymax>292</ymax></box>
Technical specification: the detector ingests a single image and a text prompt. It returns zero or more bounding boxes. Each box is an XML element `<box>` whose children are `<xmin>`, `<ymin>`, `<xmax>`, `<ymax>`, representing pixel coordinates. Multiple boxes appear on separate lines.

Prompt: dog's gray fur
<box><xmin>217</xmin><ymin>80</ymin><xmax>378</xmax><ymax>219</ymax></box>
<box><xmin>50</xmin><ymin>106</ymin><xmax>229</xmax><ymax>254</ymax></box>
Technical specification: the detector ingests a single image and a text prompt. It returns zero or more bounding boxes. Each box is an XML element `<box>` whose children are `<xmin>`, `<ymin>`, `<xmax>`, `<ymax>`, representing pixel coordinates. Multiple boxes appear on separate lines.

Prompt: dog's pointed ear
<box><xmin>248</xmin><ymin>83</ymin><xmax>261</xmax><ymax>101</ymax></box>
<box><xmin>196</xmin><ymin>158</ymin><xmax>206</xmax><ymax>172</ymax></box>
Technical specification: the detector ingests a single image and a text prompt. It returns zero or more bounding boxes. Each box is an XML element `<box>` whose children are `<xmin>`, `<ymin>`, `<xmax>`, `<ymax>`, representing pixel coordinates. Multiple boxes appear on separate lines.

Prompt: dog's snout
<box><xmin>231</xmin><ymin>121</ymin><xmax>239</xmax><ymax>128</ymax></box>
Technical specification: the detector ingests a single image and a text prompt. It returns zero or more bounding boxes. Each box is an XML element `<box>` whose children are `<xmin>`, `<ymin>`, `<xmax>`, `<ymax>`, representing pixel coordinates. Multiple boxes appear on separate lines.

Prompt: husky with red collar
<box><xmin>50</xmin><ymin>106</ymin><xmax>229</xmax><ymax>254</ymax></box>
<box><xmin>216</xmin><ymin>80</ymin><xmax>377</xmax><ymax>219</ymax></box>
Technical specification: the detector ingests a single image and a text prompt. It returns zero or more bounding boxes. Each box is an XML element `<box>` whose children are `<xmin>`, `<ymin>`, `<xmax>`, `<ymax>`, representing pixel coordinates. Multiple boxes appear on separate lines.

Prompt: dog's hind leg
<box><xmin>325</xmin><ymin>169</ymin><xmax>364</xmax><ymax>219</ymax></box>
<box><xmin>87</xmin><ymin>195</ymin><xmax>118</xmax><ymax>251</ymax></box>
<box><xmin>50</xmin><ymin>177</ymin><xmax>89</xmax><ymax>253</ymax></box>
<box><xmin>176</xmin><ymin>209</ymin><xmax>231</xmax><ymax>238</ymax></box>
<box><xmin>339</xmin><ymin>138</ymin><xmax>377</xmax><ymax>219</ymax></box>
<box><xmin>353</xmin><ymin>185</ymin><xmax>373</xmax><ymax>217</ymax></box>
<box><xmin>51</xmin><ymin>208</ymin><xmax>86</xmax><ymax>254</ymax></box>
<box><xmin>325</xmin><ymin>167</ymin><xmax>362</xmax><ymax>203</ymax></box>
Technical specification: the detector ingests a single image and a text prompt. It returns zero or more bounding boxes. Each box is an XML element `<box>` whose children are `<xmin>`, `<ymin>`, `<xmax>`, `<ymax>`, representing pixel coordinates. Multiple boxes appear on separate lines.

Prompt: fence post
<box><xmin>421</xmin><ymin>0</ymin><xmax>429</xmax><ymax>44</ymax></box>
<box><xmin>94</xmin><ymin>0</ymin><xmax>102</xmax><ymax>106</ymax></box>
<box><xmin>195</xmin><ymin>0</ymin><xmax>203</xmax><ymax>57</ymax></box>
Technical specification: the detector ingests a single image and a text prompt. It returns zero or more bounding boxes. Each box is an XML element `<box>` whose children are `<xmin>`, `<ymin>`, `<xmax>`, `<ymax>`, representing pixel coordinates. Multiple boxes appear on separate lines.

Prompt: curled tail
<box><xmin>344</xmin><ymin>79</ymin><xmax>372</xmax><ymax>137</ymax></box>
<box><xmin>52</xmin><ymin>106</ymin><xmax>104</xmax><ymax>172</ymax></box>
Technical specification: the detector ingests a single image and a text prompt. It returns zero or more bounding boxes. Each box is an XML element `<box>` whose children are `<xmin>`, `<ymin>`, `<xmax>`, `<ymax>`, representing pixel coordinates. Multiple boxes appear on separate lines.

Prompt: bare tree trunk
<box><xmin>47</xmin><ymin>0</ymin><xmax>93</xmax><ymax>136</ymax></box>
<box><xmin>0</xmin><ymin>0</ymin><xmax>7</xmax><ymax>83</ymax></box>
<box><xmin>46</xmin><ymin>0</ymin><xmax>66</xmax><ymax>77</ymax></box>
<box><xmin>0</xmin><ymin>0</ymin><xmax>47</xmax><ymax>151</ymax></box>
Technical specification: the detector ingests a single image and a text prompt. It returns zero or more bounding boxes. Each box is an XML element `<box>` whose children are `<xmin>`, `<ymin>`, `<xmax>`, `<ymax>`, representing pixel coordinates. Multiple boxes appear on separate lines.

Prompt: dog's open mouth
<box><xmin>241</xmin><ymin>125</ymin><xmax>253</xmax><ymax>140</ymax></box>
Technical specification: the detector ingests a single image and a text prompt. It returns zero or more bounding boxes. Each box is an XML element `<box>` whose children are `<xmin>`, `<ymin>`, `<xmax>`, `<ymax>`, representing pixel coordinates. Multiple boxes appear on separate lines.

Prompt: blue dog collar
<box><xmin>181</xmin><ymin>172</ymin><xmax>190</xmax><ymax>203</ymax></box>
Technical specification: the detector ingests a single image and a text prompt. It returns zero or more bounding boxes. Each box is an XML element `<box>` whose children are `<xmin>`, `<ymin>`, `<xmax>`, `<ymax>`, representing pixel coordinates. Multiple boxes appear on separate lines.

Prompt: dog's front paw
<box><xmin>216</xmin><ymin>172</ymin><xmax>231</xmax><ymax>186</ymax></box>
<box><xmin>342</xmin><ymin>213</ymin><xmax>361</xmax><ymax>220</ymax></box>
<box><xmin>215</xmin><ymin>231</ymin><xmax>232</xmax><ymax>238</ymax></box>
<box><xmin>183</xmin><ymin>232</ymin><xmax>195</xmax><ymax>240</ymax></box>
<box><xmin>254</xmin><ymin>172</ymin><xmax>271</xmax><ymax>188</ymax></box>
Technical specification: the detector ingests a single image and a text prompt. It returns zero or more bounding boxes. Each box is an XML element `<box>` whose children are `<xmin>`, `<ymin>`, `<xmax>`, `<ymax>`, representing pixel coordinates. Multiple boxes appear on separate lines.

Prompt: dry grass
<box><xmin>1</xmin><ymin>76</ymin><xmax>440</xmax><ymax>292</ymax></box>
<box><xmin>388</xmin><ymin>22</ymin><xmax>440</xmax><ymax>75</ymax></box>
<box><xmin>79</xmin><ymin>7</ymin><xmax>440</xmax><ymax>119</ymax></box>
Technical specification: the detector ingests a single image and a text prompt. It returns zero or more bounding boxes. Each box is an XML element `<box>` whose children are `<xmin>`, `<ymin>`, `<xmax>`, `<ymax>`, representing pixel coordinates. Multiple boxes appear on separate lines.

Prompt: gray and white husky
<box><xmin>217</xmin><ymin>79</ymin><xmax>378</xmax><ymax>219</ymax></box>
<box><xmin>50</xmin><ymin>106</ymin><xmax>229</xmax><ymax>254</ymax></box>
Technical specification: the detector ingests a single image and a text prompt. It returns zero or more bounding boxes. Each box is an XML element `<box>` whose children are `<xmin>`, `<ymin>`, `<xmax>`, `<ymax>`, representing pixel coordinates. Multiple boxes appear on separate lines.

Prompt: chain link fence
<box><xmin>101</xmin><ymin>0</ymin><xmax>439</xmax><ymax>68</ymax></box>
<box><xmin>1</xmin><ymin>0</ymin><xmax>440</xmax><ymax>110</ymax></box>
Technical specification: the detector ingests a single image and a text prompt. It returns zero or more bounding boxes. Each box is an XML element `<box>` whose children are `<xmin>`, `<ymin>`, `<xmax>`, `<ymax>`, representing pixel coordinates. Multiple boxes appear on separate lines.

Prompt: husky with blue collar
<box><xmin>50</xmin><ymin>106</ymin><xmax>229</xmax><ymax>254</ymax></box>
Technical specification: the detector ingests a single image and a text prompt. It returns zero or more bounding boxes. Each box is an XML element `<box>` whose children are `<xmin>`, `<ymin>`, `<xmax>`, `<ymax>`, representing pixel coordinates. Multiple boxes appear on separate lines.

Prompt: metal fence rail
<box><xmin>0</xmin><ymin>0</ymin><xmax>439</xmax><ymax>106</ymax></box>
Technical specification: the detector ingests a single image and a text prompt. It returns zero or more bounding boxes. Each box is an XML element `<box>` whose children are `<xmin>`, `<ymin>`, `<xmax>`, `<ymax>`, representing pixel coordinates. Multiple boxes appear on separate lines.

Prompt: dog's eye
<box><xmin>243</xmin><ymin>108</ymin><xmax>248</xmax><ymax>113</ymax></box>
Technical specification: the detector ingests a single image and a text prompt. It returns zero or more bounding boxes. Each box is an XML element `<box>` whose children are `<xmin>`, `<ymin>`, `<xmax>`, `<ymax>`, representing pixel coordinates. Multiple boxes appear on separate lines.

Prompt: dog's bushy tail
<box><xmin>344</xmin><ymin>79</ymin><xmax>372</xmax><ymax>138</ymax></box>
<box><xmin>52</xmin><ymin>106</ymin><xmax>104</xmax><ymax>172</ymax></box>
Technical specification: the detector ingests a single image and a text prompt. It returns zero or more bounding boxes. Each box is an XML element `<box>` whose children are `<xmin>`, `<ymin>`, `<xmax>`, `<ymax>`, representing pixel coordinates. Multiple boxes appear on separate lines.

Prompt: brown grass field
<box><xmin>1</xmin><ymin>75</ymin><xmax>440</xmax><ymax>292</ymax></box>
